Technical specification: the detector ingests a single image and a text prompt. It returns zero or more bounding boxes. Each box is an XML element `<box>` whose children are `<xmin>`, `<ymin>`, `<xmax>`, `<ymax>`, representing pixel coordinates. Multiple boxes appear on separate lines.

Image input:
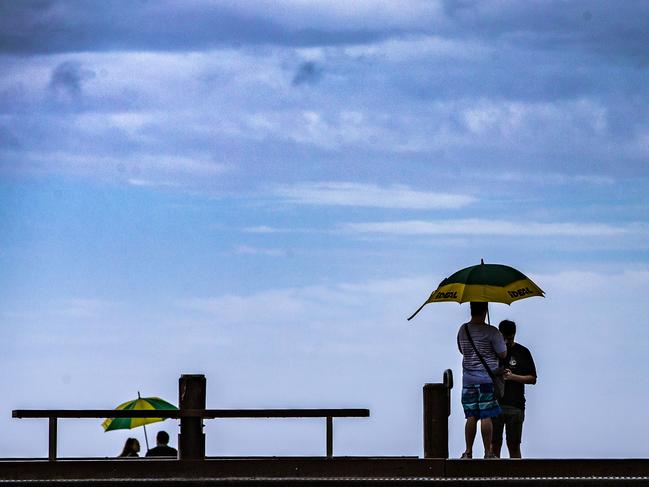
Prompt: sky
<box><xmin>1</xmin><ymin>0</ymin><xmax>648</xmax><ymax>459</ymax></box>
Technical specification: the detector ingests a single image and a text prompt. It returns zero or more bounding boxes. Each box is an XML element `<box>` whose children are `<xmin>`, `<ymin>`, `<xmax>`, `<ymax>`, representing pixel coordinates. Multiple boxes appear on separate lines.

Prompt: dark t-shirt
<box><xmin>145</xmin><ymin>445</ymin><xmax>178</xmax><ymax>457</ymax></box>
<box><xmin>501</xmin><ymin>343</ymin><xmax>537</xmax><ymax>410</ymax></box>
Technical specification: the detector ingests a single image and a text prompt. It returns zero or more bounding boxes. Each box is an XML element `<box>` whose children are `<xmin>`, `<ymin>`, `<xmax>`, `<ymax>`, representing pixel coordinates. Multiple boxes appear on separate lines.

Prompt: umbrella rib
<box><xmin>406</xmin><ymin>301</ymin><xmax>428</xmax><ymax>321</ymax></box>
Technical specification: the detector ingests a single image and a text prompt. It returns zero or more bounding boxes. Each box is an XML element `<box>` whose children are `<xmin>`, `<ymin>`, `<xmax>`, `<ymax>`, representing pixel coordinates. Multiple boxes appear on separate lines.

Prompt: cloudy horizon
<box><xmin>1</xmin><ymin>1</ymin><xmax>648</xmax><ymax>459</ymax></box>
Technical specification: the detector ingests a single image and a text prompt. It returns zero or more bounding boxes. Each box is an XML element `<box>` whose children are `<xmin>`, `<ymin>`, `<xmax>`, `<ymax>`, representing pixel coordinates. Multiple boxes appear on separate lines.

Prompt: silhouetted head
<box><xmin>499</xmin><ymin>319</ymin><xmax>516</xmax><ymax>347</ymax></box>
<box><xmin>156</xmin><ymin>430</ymin><xmax>170</xmax><ymax>446</ymax></box>
<box><xmin>120</xmin><ymin>437</ymin><xmax>140</xmax><ymax>457</ymax></box>
<box><xmin>470</xmin><ymin>301</ymin><xmax>488</xmax><ymax>319</ymax></box>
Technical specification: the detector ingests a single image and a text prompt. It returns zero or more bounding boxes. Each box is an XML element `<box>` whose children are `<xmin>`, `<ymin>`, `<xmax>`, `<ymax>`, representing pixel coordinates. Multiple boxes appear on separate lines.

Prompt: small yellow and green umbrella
<box><xmin>407</xmin><ymin>259</ymin><xmax>544</xmax><ymax>321</ymax></box>
<box><xmin>101</xmin><ymin>392</ymin><xmax>178</xmax><ymax>450</ymax></box>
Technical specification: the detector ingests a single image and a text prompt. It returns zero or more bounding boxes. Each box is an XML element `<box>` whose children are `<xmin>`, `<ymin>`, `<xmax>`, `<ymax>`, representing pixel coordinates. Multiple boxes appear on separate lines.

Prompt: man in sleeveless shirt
<box><xmin>457</xmin><ymin>302</ymin><xmax>507</xmax><ymax>459</ymax></box>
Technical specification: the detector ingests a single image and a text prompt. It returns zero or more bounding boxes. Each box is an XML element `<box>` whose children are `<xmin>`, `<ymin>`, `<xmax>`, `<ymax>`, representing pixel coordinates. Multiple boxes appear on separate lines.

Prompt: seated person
<box><xmin>145</xmin><ymin>430</ymin><xmax>178</xmax><ymax>457</ymax></box>
<box><xmin>119</xmin><ymin>438</ymin><xmax>140</xmax><ymax>457</ymax></box>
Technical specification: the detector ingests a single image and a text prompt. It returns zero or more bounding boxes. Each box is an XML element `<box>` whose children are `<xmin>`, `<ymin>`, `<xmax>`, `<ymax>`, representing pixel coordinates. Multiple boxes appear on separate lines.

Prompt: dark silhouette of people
<box><xmin>145</xmin><ymin>430</ymin><xmax>178</xmax><ymax>457</ymax></box>
<box><xmin>457</xmin><ymin>302</ymin><xmax>507</xmax><ymax>459</ymax></box>
<box><xmin>119</xmin><ymin>437</ymin><xmax>140</xmax><ymax>457</ymax></box>
<box><xmin>492</xmin><ymin>319</ymin><xmax>537</xmax><ymax>458</ymax></box>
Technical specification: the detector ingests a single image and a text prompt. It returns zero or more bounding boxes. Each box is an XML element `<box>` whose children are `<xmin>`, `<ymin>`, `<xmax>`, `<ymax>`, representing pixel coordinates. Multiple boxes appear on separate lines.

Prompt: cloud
<box><xmin>3</xmin><ymin>0</ymin><xmax>647</xmax><ymax>71</ymax></box>
<box><xmin>470</xmin><ymin>172</ymin><xmax>616</xmax><ymax>186</ymax></box>
<box><xmin>1</xmin><ymin>1</ymin><xmax>428</xmax><ymax>54</ymax></box>
<box><xmin>3</xmin><ymin>150</ymin><xmax>229</xmax><ymax>182</ymax></box>
<box><xmin>233</xmin><ymin>245</ymin><xmax>287</xmax><ymax>257</ymax></box>
<box><xmin>292</xmin><ymin>61</ymin><xmax>323</xmax><ymax>86</ymax></box>
<box><xmin>243</xmin><ymin>226</ymin><xmax>284</xmax><ymax>234</ymax></box>
<box><xmin>127</xmin><ymin>179</ymin><xmax>180</xmax><ymax>188</ymax></box>
<box><xmin>273</xmin><ymin>182</ymin><xmax>475</xmax><ymax>209</ymax></box>
<box><xmin>48</xmin><ymin>61</ymin><xmax>95</xmax><ymax>98</ymax></box>
<box><xmin>175</xmin><ymin>275</ymin><xmax>433</xmax><ymax>328</ymax></box>
<box><xmin>1</xmin><ymin>298</ymin><xmax>113</xmax><ymax>321</ymax></box>
<box><xmin>342</xmin><ymin>219</ymin><xmax>641</xmax><ymax>237</ymax></box>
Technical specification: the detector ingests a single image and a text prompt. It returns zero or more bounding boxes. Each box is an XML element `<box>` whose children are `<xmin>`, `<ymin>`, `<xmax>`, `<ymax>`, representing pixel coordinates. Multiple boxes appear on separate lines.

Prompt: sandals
<box><xmin>460</xmin><ymin>452</ymin><xmax>499</xmax><ymax>459</ymax></box>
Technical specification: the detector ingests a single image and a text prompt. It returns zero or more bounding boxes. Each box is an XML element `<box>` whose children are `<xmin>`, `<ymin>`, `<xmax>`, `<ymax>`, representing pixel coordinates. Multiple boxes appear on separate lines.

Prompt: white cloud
<box><xmin>342</xmin><ymin>219</ymin><xmax>640</xmax><ymax>237</ymax></box>
<box><xmin>233</xmin><ymin>245</ymin><xmax>287</xmax><ymax>257</ymax></box>
<box><xmin>243</xmin><ymin>225</ymin><xmax>283</xmax><ymax>234</ymax></box>
<box><xmin>9</xmin><ymin>150</ymin><xmax>229</xmax><ymax>180</ymax></box>
<box><xmin>461</xmin><ymin>99</ymin><xmax>608</xmax><ymax>139</ymax></box>
<box><xmin>127</xmin><ymin>179</ymin><xmax>180</xmax><ymax>188</ymax></box>
<box><xmin>273</xmin><ymin>182</ymin><xmax>475</xmax><ymax>209</ymax></box>
<box><xmin>343</xmin><ymin>35</ymin><xmax>491</xmax><ymax>62</ymax></box>
<box><xmin>470</xmin><ymin>171</ymin><xmax>616</xmax><ymax>186</ymax></box>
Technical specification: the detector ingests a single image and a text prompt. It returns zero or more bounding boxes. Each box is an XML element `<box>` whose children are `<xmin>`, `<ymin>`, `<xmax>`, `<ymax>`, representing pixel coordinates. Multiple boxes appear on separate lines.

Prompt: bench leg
<box><xmin>326</xmin><ymin>417</ymin><xmax>333</xmax><ymax>458</ymax></box>
<box><xmin>48</xmin><ymin>418</ymin><xmax>57</xmax><ymax>461</ymax></box>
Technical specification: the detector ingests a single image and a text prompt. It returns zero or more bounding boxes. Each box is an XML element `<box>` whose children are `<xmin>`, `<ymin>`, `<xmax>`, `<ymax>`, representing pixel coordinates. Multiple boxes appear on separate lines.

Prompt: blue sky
<box><xmin>1</xmin><ymin>0</ymin><xmax>648</xmax><ymax>459</ymax></box>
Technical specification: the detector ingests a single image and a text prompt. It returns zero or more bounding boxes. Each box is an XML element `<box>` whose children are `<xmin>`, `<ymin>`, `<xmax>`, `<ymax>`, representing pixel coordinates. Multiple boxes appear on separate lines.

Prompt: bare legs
<box><xmin>481</xmin><ymin>417</ymin><xmax>494</xmax><ymax>456</ymax></box>
<box><xmin>464</xmin><ymin>416</ymin><xmax>494</xmax><ymax>457</ymax></box>
<box><xmin>464</xmin><ymin>417</ymin><xmax>477</xmax><ymax>456</ymax></box>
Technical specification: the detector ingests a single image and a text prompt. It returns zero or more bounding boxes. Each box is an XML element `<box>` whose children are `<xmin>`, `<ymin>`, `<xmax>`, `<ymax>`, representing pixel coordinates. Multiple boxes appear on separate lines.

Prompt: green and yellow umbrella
<box><xmin>102</xmin><ymin>392</ymin><xmax>178</xmax><ymax>450</ymax></box>
<box><xmin>407</xmin><ymin>260</ymin><xmax>544</xmax><ymax>321</ymax></box>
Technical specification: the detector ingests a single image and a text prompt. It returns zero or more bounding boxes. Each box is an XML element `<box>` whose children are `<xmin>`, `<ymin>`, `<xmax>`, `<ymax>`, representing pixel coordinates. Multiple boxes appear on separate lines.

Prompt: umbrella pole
<box><xmin>143</xmin><ymin>423</ymin><xmax>150</xmax><ymax>451</ymax></box>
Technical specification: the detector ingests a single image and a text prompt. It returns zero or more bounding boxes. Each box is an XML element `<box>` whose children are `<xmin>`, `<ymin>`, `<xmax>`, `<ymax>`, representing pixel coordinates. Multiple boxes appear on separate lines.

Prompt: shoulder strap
<box><xmin>463</xmin><ymin>323</ymin><xmax>496</xmax><ymax>380</ymax></box>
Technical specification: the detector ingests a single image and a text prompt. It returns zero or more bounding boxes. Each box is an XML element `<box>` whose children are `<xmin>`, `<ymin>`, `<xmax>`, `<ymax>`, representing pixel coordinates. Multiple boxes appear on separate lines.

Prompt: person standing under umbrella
<box><xmin>491</xmin><ymin>319</ymin><xmax>537</xmax><ymax>458</ymax></box>
<box><xmin>457</xmin><ymin>302</ymin><xmax>507</xmax><ymax>459</ymax></box>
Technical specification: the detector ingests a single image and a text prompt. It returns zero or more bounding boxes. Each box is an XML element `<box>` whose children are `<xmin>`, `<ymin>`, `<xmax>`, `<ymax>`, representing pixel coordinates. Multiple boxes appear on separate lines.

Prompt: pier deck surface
<box><xmin>0</xmin><ymin>457</ymin><xmax>648</xmax><ymax>485</ymax></box>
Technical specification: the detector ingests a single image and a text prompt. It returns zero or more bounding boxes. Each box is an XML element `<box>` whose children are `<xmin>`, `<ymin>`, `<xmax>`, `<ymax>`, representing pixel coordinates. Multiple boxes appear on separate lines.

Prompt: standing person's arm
<box><xmin>505</xmin><ymin>348</ymin><xmax>537</xmax><ymax>384</ymax></box>
<box><xmin>503</xmin><ymin>371</ymin><xmax>536</xmax><ymax>384</ymax></box>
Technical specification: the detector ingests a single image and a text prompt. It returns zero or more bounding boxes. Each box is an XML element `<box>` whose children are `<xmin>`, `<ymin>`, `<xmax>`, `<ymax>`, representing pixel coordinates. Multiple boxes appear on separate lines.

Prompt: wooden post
<box><xmin>423</xmin><ymin>369</ymin><xmax>453</xmax><ymax>459</ymax></box>
<box><xmin>48</xmin><ymin>417</ymin><xmax>57</xmax><ymax>462</ymax></box>
<box><xmin>178</xmin><ymin>374</ymin><xmax>206</xmax><ymax>460</ymax></box>
<box><xmin>326</xmin><ymin>416</ymin><xmax>333</xmax><ymax>458</ymax></box>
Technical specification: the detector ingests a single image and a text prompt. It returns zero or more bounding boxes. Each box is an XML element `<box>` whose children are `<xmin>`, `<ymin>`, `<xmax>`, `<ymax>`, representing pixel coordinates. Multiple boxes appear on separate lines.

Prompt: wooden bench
<box><xmin>12</xmin><ymin>408</ymin><xmax>370</xmax><ymax>461</ymax></box>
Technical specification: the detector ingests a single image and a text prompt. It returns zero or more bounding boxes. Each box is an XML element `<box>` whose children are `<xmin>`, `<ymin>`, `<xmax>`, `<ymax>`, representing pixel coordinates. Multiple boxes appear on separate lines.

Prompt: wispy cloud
<box><xmin>341</xmin><ymin>219</ymin><xmax>641</xmax><ymax>237</ymax></box>
<box><xmin>273</xmin><ymin>182</ymin><xmax>475</xmax><ymax>209</ymax></box>
<box><xmin>127</xmin><ymin>179</ymin><xmax>180</xmax><ymax>188</ymax></box>
<box><xmin>243</xmin><ymin>226</ymin><xmax>283</xmax><ymax>234</ymax></box>
<box><xmin>471</xmin><ymin>172</ymin><xmax>616</xmax><ymax>186</ymax></box>
<box><xmin>233</xmin><ymin>245</ymin><xmax>287</xmax><ymax>257</ymax></box>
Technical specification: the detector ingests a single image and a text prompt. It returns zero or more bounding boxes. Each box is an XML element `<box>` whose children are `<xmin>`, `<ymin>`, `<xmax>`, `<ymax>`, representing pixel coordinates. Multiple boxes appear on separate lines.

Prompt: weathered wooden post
<box><xmin>178</xmin><ymin>374</ymin><xmax>206</xmax><ymax>460</ymax></box>
<box><xmin>423</xmin><ymin>369</ymin><xmax>453</xmax><ymax>458</ymax></box>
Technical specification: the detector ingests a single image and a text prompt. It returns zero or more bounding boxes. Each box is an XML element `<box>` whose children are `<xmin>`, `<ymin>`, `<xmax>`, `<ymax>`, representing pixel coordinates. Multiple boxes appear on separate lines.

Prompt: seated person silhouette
<box><xmin>145</xmin><ymin>430</ymin><xmax>178</xmax><ymax>457</ymax></box>
<box><xmin>119</xmin><ymin>438</ymin><xmax>140</xmax><ymax>457</ymax></box>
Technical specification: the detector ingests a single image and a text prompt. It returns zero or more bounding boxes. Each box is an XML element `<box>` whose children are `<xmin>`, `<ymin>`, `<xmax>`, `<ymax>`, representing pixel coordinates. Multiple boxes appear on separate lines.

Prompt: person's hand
<box><xmin>503</xmin><ymin>369</ymin><xmax>513</xmax><ymax>380</ymax></box>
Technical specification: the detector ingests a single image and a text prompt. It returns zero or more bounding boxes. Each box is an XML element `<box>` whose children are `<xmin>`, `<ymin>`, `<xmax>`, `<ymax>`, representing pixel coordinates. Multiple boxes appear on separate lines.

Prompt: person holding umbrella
<box><xmin>457</xmin><ymin>302</ymin><xmax>507</xmax><ymax>459</ymax></box>
<box><xmin>408</xmin><ymin>260</ymin><xmax>544</xmax><ymax>459</ymax></box>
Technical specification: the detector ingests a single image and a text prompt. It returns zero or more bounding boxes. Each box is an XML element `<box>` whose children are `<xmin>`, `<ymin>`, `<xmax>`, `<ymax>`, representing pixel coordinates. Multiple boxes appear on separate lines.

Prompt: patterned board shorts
<box><xmin>461</xmin><ymin>383</ymin><xmax>501</xmax><ymax>419</ymax></box>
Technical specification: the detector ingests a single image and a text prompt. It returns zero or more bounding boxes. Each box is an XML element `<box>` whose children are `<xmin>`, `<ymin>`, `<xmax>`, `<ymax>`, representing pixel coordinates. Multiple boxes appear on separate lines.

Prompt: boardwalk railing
<box><xmin>12</xmin><ymin>408</ymin><xmax>370</xmax><ymax>461</ymax></box>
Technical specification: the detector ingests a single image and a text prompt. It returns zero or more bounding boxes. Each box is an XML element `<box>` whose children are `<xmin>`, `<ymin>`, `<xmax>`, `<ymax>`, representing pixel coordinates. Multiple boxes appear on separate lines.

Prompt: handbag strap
<box><xmin>463</xmin><ymin>323</ymin><xmax>497</xmax><ymax>381</ymax></box>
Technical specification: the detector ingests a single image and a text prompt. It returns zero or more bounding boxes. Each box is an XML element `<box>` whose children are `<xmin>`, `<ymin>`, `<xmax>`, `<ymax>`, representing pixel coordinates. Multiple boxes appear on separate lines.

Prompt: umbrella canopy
<box><xmin>408</xmin><ymin>260</ymin><xmax>544</xmax><ymax>320</ymax></box>
<box><xmin>102</xmin><ymin>394</ymin><xmax>178</xmax><ymax>449</ymax></box>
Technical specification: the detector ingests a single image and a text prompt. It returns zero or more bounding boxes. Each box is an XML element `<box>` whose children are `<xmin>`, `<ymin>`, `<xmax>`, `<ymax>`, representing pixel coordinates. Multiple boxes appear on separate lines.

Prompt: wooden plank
<box><xmin>12</xmin><ymin>408</ymin><xmax>370</xmax><ymax>419</ymax></box>
<box><xmin>203</xmin><ymin>409</ymin><xmax>369</xmax><ymax>418</ymax></box>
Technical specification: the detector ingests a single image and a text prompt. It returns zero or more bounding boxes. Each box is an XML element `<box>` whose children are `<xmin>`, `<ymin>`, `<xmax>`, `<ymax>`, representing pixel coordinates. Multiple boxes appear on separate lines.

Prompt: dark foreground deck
<box><xmin>0</xmin><ymin>457</ymin><xmax>648</xmax><ymax>485</ymax></box>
